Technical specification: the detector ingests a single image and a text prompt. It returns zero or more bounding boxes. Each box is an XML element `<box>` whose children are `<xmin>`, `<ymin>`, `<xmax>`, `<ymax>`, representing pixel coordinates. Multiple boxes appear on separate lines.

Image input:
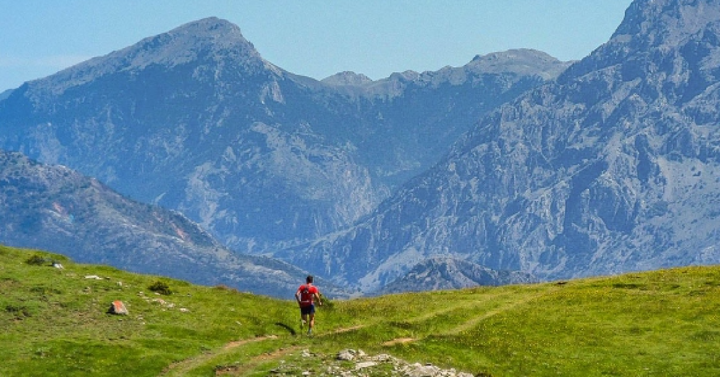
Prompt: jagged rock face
<box><xmin>378</xmin><ymin>257</ymin><xmax>537</xmax><ymax>295</ymax></box>
<box><xmin>289</xmin><ymin>0</ymin><xmax>720</xmax><ymax>293</ymax></box>
<box><xmin>346</xmin><ymin>49</ymin><xmax>571</xmax><ymax>189</ymax></box>
<box><xmin>321</xmin><ymin>71</ymin><xmax>373</xmax><ymax>86</ymax></box>
<box><xmin>0</xmin><ymin>18</ymin><xmax>566</xmax><ymax>254</ymax></box>
<box><xmin>0</xmin><ymin>18</ymin><xmax>379</xmax><ymax>253</ymax></box>
<box><xmin>0</xmin><ymin>150</ymin><xmax>348</xmax><ymax>298</ymax></box>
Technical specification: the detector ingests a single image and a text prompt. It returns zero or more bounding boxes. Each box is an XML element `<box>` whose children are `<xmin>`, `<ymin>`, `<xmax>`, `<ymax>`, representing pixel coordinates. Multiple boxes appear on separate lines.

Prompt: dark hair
<box><xmin>306</xmin><ymin>275</ymin><xmax>314</xmax><ymax>283</ymax></box>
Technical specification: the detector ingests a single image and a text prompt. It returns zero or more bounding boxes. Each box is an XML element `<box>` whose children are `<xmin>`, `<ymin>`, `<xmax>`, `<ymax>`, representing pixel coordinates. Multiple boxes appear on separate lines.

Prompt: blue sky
<box><xmin>1</xmin><ymin>1</ymin><xmax>633</xmax><ymax>92</ymax></box>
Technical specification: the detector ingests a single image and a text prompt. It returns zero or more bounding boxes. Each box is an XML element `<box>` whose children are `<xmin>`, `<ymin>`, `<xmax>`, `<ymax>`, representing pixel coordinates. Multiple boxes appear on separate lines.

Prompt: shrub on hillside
<box><xmin>320</xmin><ymin>296</ymin><xmax>334</xmax><ymax>310</ymax></box>
<box><xmin>213</xmin><ymin>284</ymin><xmax>240</xmax><ymax>293</ymax></box>
<box><xmin>148</xmin><ymin>280</ymin><xmax>172</xmax><ymax>295</ymax></box>
<box><xmin>25</xmin><ymin>254</ymin><xmax>47</xmax><ymax>266</ymax></box>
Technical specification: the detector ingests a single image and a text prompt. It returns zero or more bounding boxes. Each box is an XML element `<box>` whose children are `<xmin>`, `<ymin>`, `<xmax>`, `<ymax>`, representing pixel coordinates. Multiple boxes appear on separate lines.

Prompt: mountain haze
<box><xmin>0</xmin><ymin>18</ymin><xmax>568</xmax><ymax>257</ymax></box>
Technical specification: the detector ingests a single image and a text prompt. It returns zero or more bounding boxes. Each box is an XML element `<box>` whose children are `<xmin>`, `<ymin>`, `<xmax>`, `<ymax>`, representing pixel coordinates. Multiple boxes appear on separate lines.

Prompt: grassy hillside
<box><xmin>1</xmin><ymin>244</ymin><xmax>719</xmax><ymax>376</ymax></box>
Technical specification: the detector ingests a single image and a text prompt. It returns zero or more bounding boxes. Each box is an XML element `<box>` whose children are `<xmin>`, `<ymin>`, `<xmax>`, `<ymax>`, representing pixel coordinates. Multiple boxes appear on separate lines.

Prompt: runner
<box><xmin>295</xmin><ymin>275</ymin><xmax>322</xmax><ymax>335</ymax></box>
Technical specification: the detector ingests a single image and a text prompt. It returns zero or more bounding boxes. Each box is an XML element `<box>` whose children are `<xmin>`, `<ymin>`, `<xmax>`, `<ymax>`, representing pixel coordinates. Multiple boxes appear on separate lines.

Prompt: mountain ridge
<box><xmin>0</xmin><ymin>17</ymin><xmax>568</xmax><ymax>265</ymax></box>
<box><xmin>10</xmin><ymin>1</ymin><xmax>720</xmax><ymax>295</ymax></box>
<box><xmin>378</xmin><ymin>256</ymin><xmax>538</xmax><ymax>295</ymax></box>
<box><xmin>22</xmin><ymin>17</ymin><xmax>268</xmax><ymax>103</ymax></box>
<box><xmin>0</xmin><ymin>149</ymin><xmax>349</xmax><ymax>298</ymax></box>
<box><xmin>281</xmin><ymin>0</ymin><xmax>720</xmax><ymax>293</ymax></box>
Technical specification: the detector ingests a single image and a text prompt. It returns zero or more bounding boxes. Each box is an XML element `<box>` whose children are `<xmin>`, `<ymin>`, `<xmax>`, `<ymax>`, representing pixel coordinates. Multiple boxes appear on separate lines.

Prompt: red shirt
<box><xmin>297</xmin><ymin>284</ymin><xmax>318</xmax><ymax>307</ymax></box>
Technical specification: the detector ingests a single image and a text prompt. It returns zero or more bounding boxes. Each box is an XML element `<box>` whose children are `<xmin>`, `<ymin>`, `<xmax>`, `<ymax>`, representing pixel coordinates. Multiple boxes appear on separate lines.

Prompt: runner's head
<box><xmin>306</xmin><ymin>275</ymin><xmax>314</xmax><ymax>284</ymax></box>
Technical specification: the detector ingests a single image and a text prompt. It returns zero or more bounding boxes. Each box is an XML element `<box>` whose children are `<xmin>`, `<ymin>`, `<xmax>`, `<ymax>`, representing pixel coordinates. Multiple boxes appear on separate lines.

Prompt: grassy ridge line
<box><xmin>403</xmin><ymin>271</ymin><xmax>720</xmax><ymax>376</ymax></box>
<box><xmin>160</xmin><ymin>268</ymin><xmax>720</xmax><ymax>376</ymax></box>
<box><xmin>249</xmin><ymin>269</ymin><xmax>720</xmax><ymax>376</ymax></box>
<box><xmin>2</xmin><ymin>244</ymin><xmax>720</xmax><ymax>376</ymax></box>
<box><xmin>0</xmin><ymin>245</ymin><xmax>308</xmax><ymax>376</ymax></box>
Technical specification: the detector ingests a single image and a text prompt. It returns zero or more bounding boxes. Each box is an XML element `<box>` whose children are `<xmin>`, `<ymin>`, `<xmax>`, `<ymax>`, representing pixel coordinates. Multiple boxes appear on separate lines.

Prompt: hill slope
<box><xmin>1</xmin><ymin>245</ymin><xmax>718</xmax><ymax>376</ymax></box>
<box><xmin>0</xmin><ymin>150</ymin><xmax>345</xmax><ymax>298</ymax></box>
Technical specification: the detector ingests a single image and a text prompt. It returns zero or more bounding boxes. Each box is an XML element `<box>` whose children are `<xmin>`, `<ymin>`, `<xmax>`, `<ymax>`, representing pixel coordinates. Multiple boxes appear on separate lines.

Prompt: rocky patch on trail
<box><xmin>261</xmin><ymin>348</ymin><xmax>475</xmax><ymax>377</ymax></box>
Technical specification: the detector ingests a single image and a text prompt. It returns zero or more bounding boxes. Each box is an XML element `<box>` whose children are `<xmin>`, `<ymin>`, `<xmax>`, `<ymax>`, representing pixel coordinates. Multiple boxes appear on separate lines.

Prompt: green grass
<box><xmin>1</xmin><ymin>244</ymin><xmax>719</xmax><ymax>376</ymax></box>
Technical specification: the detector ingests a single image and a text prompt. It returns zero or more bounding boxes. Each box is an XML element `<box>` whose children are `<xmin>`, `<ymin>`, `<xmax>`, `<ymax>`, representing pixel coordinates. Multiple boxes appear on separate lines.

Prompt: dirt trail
<box><xmin>382</xmin><ymin>337</ymin><xmax>415</xmax><ymax>346</ymax></box>
<box><xmin>329</xmin><ymin>324</ymin><xmax>364</xmax><ymax>334</ymax></box>
<box><xmin>380</xmin><ymin>287</ymin><xmax>560</xmax><ymax>345</ymax></box>
<box><xmin>446</xmin><ymin>286</ymin><xmax>560</xmax><ymax>335</ymax></box>
<box><xmin>403</xmin><ymin>290</ymin><xmax>516</xmax><ymax>324</ymax></box>
<box><xmin>222</xmin><ymin>335</ymin><xmax>278</xmax><ymax>350</ymax></box>
<box><xmin>158</xmin><ymin>288</ymin><xmax>559</xmax><ymax>376</ymax></box>
<box><xmin>157</xmin><ymin>324</ymin><xmax>371</xmax><ymax>377</ymax></box>
<box><xmin>216</xmin><ymin>345</ymin><xmax>302</xmax><ymax>376</ymax></box>
<box><xmin>158</xmin><ymin>335</ymin><xmax>279</xmax><ymax>377</ymax></box>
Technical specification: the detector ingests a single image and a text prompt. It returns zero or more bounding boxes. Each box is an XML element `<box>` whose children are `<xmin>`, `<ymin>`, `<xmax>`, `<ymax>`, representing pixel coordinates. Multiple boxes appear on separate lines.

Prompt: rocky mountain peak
<box><xmin>466</xmin><ymin>49</ymin><xmax>570</xmax><ymax>79</ymax></box>
<box><xmin>388</xmin><ymin>70</ymin><xmax>421</xmax><ymax>82</ymax></box>
<box><xmin>171</xmin><ymin>16</ymin><xmax>245</xmax><ymax>40</ymax></box>
<box><xmin>613</xmin><ymin>0</ymin><xmax>720</xmax><ymax>47</ymax></box>
<box><xmin>133</xmin><ymin>16</ymin><xmax>261</xmax><ymax>64</ymax></box>
<box><xmin>23</xmin><ymin>17</ymin><xmax>267</xmax><ymax>101</ymax></box>
<box><xmin>321</xmin><ymin>71</ymin><xmax>374</xmax><ymax>86</ymax></box>
<box><xmin>561</xmin><ymin>0</ymin><xmax>720</xmax><ymax>82</ymax></box>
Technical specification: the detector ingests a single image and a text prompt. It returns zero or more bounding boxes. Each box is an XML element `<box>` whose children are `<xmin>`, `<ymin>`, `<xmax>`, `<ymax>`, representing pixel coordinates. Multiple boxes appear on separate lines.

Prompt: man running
<box><xmin>295</xmin><ymin>275</ymin><xmax>322</xmax><ymax>335</ymax></box>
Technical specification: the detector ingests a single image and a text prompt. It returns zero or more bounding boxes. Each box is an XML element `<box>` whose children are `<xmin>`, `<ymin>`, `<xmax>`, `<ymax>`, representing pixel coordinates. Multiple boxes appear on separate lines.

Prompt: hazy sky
<box><xmin>1</xmin><ymin>0</ymin><xmax>633</xmax><ymax>92</ymax></box>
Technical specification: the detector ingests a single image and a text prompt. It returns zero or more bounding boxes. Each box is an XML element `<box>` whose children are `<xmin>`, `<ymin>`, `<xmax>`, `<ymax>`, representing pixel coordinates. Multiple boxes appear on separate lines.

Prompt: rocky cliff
<box><xmin>379</xmin><ymin>257</ymin><xmax>537</xmax><ymax>295</ymax></box>
<box><xmin>286</xmin><ymin>0</ymin><xmax>720</xmax><ymax>293</ymax></box>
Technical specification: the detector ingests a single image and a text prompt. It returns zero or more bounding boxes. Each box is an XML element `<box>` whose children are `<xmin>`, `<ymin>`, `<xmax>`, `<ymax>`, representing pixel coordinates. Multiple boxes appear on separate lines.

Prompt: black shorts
<box><xmin>300</xmin><ymin>304</ymin><xmax>315</xmax><ymax>315</ymax></box>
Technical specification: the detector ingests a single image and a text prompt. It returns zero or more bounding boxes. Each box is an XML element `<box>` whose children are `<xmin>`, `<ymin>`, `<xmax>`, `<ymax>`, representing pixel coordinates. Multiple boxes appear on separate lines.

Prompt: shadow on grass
<box><xmin>275</xmin><ymin>322</ymin><xmax>296</xmax><ymax>336</ymax></box>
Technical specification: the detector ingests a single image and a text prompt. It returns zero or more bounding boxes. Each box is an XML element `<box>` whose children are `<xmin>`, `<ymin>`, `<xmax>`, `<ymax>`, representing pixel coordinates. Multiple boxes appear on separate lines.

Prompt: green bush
<box><xmin>213</xmin><ymin>284</ymin><xmax>238</xmax><ymax>292</ymax></box>
<box><xmin>148</xmin><ymin>280</ymin><xmax>172</xmax><ymax>295</ymax></box>
<box><xmin>320</xmin><ymin>296</ymin><xmax>335</xmax><ymax>310</ymax></box>
<box><xmin>25</xmin><ymin>254</ymin><xmax>47</xmax><ymax>266</ymax></box>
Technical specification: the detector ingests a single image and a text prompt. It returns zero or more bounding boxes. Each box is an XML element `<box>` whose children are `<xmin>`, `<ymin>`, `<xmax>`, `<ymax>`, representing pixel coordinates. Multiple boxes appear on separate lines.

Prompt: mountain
<box><xmin>0</xmin><ymin>17</ymin><xmax>377</xmax><ymax>254</ymax></box>
<box><xmin>378</xmin><ymin>257</ymin><xmax>537</xmax><ymax>295</ymax></box>
<box><xmin>0</xmin><ymin>18</ymin><xmax>568</xmax><ymax>254</ymax></box>
<box><xmin>285</xmin><ymin>0</ymin><xmax>720</xmax><ymax>293</ymax></box>
<box><xmin>332</xmin><ymin>48</ymin><xmax>571</xmax><ymax>189</ymax></box>
<box><xmin>321</xmin><ymin>71</ymin><xmax>373</xmax><ymax>86</ymax></box>
<box><xmin>0</xmin><ymin>150</ymin><xmax>347</xmax><ymax>298</ymax></box>
<box><xmin>0</xmin><ymin>89</ymin><xmax>11</xmax><ymax>101</ymax></box>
